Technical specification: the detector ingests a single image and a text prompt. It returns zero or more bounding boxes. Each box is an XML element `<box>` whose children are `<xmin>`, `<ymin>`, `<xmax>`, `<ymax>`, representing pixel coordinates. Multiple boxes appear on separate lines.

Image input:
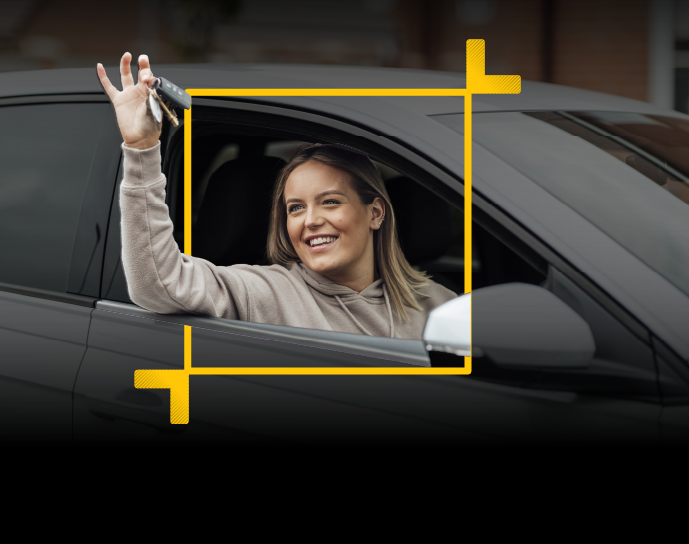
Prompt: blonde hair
<box><xmin>267</xmin><ymin>144</ymin><xmax>430</xmax><ymax>323</ymax></box>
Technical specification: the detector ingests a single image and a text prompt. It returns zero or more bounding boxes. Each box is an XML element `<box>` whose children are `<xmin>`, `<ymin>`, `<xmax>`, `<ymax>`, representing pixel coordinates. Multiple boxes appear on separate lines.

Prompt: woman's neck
<box><xmin>301</xmin><ymin>263</ymin><xmax>377</xmax><ymax>293</ymax></box>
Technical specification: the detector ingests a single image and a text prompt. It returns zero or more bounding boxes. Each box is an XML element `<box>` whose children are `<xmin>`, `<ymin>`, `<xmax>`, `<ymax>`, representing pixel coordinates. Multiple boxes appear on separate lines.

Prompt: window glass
<box><xmin>0</xmin><ymin>103</ymin><xmax>106</xmax><ymax>291</ymax></box>
<box><xmin>528</xmin><ymin>111</ymin><xmax>689</xmax><ymax>207</ymax></box>
<box><xmin>433</xmin><ymin>111</ymin><xmax>689</xmax><ymax>296</ymax></box>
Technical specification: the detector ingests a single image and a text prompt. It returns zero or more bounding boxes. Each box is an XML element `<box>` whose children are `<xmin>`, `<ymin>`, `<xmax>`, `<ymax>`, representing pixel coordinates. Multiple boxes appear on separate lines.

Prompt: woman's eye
<box><xmin>288</xmin><ymin>204</ymin><xmax>304</xmax><ymax>213</ymax></box>
<box><xmin>323</xmin><ymin>199</ymin><xmax>340</xmax><ymax>205</ymax></box>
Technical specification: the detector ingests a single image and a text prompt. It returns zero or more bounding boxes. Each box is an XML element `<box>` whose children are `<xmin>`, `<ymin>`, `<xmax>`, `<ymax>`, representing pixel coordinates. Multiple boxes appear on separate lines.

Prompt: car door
<box><xmin>0</xmin><ymin>97</ymin><xmax>121</xmax><ymax>443</ymax></box>
<box><xmin>73</xmin><ymin>100</ymin><xmax>479</xmax><ymax>445</ymax></box>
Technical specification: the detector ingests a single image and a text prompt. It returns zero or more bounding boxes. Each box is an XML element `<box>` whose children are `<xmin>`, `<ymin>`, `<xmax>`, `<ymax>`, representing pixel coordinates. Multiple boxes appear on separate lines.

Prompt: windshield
<box><xmin>538</xmin><ymin>111</ymin><xmax>689</xmax><ymax>205</ymax></box>
<box><xmin>433</xmin><ymin>110</ymin><xmax>689</xmax><ymax>296</ymax></box>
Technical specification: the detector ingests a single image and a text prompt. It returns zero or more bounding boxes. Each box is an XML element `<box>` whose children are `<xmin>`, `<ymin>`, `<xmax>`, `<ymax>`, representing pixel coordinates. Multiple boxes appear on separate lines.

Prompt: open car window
<box><xmin>166</xmin><ymin>111</ymin><xmax>467</xmax><ymax>301</ymax></box>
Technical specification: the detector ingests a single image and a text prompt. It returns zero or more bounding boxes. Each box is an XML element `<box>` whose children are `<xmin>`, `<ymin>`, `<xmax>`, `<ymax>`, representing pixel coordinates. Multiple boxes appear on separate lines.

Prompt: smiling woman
<box><xmin>99</xmin><ymin>53</ymin><xmax>457</xmax><ymax>339</ymax></box>
<box><xmin>269</xmin><ymin>144</ymin><xmax>437</xmax><ymax>325</ymax></box>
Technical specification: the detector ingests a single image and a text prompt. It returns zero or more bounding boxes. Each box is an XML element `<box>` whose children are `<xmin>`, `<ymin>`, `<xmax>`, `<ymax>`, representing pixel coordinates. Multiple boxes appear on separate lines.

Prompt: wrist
<box><xmin>124</xmin><ymin>138</ymin><xmax>160</xmax><ymax>150</ymax></box>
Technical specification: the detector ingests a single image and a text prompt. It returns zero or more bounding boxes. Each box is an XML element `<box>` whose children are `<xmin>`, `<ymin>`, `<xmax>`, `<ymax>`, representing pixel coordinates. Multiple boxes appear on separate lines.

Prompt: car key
<box><xmin>148</xmin><ymin>86</ymin><xmax>177</xmax><ymax>126</ymax></box>
<box><xmin>153</xmin><ymin>77</ymin><xmax>192</xmax><ymax>110</ymax></box>
<box><xmin>147</xmin><ymin>77</ymin><xmax>191</xmax><ymax>127</ymax></box>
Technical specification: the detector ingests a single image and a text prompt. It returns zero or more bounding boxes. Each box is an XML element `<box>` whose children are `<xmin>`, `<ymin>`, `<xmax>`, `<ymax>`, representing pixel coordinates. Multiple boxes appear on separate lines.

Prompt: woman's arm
<box><xmin>119</xmin><ymin>143</ymin><xmax>243</xmax><ymax>318</ymax></box>
<box><xmin>98</xmin><ymin>54</ymin><xmax>244</xmax><ymax>318</ymax></box>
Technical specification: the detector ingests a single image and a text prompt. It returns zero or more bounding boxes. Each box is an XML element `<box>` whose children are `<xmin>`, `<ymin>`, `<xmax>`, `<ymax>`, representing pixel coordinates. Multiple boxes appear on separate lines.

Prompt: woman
<box><xmin>97</xmin><ymin>53</ymin><xmax>457</xmax><ymax>339</ymax></box>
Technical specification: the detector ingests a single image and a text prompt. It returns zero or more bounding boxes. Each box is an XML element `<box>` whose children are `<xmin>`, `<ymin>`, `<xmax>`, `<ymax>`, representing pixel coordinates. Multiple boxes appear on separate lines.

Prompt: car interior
<box><xmin>158</xmin><ymin>121</ymin><xmax>546</xmax><ymax>303</ymax></box>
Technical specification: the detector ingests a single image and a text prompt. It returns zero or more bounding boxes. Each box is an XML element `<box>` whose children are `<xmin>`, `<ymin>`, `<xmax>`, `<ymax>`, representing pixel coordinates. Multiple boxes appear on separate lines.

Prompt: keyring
<box><xmin>148</xmin><ymin>83</ymin><xmax>179</xmax><ymax>127</ymax></box>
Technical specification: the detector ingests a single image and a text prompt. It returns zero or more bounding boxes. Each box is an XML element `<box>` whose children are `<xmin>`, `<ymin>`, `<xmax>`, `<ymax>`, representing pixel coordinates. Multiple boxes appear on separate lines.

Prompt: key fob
<box><xmin>152</xmin><ymin>77</ymin><xmax>191</xmax><ymax>110</ymax></box>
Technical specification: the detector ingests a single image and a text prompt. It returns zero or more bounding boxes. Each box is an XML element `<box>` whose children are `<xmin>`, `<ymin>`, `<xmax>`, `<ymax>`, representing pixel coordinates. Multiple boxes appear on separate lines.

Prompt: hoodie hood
<box><xmin>294</xmin><ymin>263</ymin><xmax>394</xmax><ymax>337</ymax></box>
<box><xmin>294</xmin><ymin>263</ymin><xmax>385</xmax><ymax>299</ymax></box>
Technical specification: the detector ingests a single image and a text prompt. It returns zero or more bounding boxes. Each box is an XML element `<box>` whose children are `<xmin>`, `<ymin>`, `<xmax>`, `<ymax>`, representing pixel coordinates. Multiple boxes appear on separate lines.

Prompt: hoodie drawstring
<box><xmin>335</xmin><ymin>285</ymin><xmax>395</xmax><ymax>339</ymax></box>
<box><xmin>335</xmin><ymin>295</ymin><xmax>373</xmax><ymax>336</ymax></box>
<box><xmin>383</xmin><ymin>284</ymin><xmax>395</xmax><ymax>339</ymax></box>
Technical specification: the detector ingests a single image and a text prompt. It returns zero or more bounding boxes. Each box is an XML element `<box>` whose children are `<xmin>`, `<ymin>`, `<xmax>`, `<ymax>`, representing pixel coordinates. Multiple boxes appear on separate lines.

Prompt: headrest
<box><xmin>385</xmin><ymin>176</ymin><xmax>453</xmax><ymax>263</ymax></box>
<box><xmin>193</xmin><ymin>156</ymin><xmax>286</xmax><ymax>266</ymax></box>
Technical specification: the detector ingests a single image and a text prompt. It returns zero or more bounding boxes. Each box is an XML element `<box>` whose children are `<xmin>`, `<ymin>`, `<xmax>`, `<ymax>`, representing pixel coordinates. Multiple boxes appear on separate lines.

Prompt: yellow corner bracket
<box><xmin>135</xmin><ymin>39</ymin><xmax>521</xmax><ymax>424</ymax></box>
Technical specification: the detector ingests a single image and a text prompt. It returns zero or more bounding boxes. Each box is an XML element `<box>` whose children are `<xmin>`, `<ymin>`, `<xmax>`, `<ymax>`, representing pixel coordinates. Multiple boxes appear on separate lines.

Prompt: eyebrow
<box><xmin>285</xmin><ymin>190</ymin><xmax>347</xmax><ymax>205</ymax></box>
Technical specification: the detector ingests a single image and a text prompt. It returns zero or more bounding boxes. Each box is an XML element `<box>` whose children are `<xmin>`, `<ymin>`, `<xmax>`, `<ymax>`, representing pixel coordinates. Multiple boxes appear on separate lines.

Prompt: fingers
<box><xmin>137</xmin><ymin>54</ymin><xmax>155</xmax><ymax>89</ymax></box>
<box><xmin>96</xmin><ymin>63</ymin><xmax>118</xmax><ymax>101</ymax></box>
<box><xmin>120</xmin><ymin>52</ymin><xmax>135</xmax><ymax>89</ymax></box>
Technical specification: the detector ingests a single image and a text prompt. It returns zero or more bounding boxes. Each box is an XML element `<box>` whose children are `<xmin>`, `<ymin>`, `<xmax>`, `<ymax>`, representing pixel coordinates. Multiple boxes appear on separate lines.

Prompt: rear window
<box><xmin>0</xmin><ymin>103</ymin><xmax>106</xmax><ymax>292</ymax></box>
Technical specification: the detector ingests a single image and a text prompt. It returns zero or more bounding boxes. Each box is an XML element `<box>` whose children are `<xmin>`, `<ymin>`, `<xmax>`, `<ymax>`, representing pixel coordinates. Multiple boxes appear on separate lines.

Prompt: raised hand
<box><xmin>97</xmin><ymin>53</ymin><xmax>162</xmax><ymax>150</ymax></box>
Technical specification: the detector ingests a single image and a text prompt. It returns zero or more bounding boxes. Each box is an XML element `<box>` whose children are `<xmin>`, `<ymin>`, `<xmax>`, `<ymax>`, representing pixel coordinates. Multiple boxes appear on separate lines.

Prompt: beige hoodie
<box><xmin>120</xmin><ymin>143</ymin><xmax>457</xmax><ymax>339</ymax></box>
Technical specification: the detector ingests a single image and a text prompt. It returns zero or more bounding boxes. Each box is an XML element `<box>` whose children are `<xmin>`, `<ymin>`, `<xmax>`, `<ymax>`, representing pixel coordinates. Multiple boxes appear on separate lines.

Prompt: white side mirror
<box><xmin>423</xmin><ymin>292</ymin><xmax>471</xmax><ymax>357</ymax></box>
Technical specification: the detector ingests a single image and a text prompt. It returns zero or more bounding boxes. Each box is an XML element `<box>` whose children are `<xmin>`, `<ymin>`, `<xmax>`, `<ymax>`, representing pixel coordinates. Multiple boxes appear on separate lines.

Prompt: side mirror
<box><xmin>423</xmin><ymin>293</ymin><xmax>471</xmax><ymax>357</ymax></box>
<box><xmin>423</xmin><ymin>283</ymin><xmax>595</xmax><ymax>369</ymax></box>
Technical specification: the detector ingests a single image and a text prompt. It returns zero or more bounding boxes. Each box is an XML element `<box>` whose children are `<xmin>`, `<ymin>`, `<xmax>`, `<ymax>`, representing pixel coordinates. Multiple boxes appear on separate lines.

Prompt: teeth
<box><xmin>309</xmin><ymin>237</ymin><xmax>336</xmax><ymax>246</ymax></box>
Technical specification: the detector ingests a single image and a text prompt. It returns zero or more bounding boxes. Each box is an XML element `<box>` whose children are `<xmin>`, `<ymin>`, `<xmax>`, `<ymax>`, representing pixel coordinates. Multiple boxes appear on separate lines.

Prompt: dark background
<box><xmin>0</xmin><ymin>0</ymin><xmax>684</xmax><ymax>110</ymax></box>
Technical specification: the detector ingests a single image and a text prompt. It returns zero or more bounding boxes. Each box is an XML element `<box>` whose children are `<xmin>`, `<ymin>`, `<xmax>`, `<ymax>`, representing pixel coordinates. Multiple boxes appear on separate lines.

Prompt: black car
<box><xmin>1</xmin><ymin>64</ymin><xmax>688</xmax><ymax>445</ymax></box>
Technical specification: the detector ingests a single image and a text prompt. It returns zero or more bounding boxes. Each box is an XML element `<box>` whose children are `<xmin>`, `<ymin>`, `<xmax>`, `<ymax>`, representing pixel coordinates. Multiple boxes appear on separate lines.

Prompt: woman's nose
<box><xmin>304</xmin><ymin>207</ymin><xmax>324</xmax><ymax>229</ymax></box>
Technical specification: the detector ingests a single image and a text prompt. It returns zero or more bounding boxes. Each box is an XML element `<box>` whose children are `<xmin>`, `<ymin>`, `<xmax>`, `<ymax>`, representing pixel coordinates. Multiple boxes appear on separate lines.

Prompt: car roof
<box><xmin>0</xmin><ymin>63</ymin><xmax>679</xmax><ymax>117</ymax></box>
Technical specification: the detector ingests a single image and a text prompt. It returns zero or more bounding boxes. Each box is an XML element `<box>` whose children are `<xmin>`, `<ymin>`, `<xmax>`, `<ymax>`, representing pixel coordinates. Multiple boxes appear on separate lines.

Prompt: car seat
<box><xmin>385</xmin><ymin>176</ymin><xmax>461</xmax><ymax>293</ymax></box>
<box><xmin>192</xmin><ymin>156</ymin><xmax>286</xmax><ymax>266</ymax></box>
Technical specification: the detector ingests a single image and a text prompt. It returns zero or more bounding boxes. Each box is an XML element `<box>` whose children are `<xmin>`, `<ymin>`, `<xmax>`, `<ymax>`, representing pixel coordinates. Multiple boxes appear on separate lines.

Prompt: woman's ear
<box><xmin>370</xmin><ymin>197</ymin><xmax>386</xmax><ymax>230</ymax></box>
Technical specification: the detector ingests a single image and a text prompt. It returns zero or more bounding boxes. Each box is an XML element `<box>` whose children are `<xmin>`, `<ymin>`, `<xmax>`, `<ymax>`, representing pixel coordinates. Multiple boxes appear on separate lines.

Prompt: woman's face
<box><xmin>284</xmin><ymin>160</ymin><xmax>384</xmax><ymax>291</ymax></box>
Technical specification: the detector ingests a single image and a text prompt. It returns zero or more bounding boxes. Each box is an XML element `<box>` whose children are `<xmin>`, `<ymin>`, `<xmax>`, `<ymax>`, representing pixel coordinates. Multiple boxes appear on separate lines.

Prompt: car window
<box><xmin>0</xmin><ymin>103</ymin><xmax>107</xmax><ymax>292</ymax></box>
<box><xmin>434</xmin><ymin>111</ymin><xmax>689</xmax><ymax>297</ymax></box>
<box><xmin>96</xmin><ymin>109</ymin><xmax>469</xmax><ymax>339</ymax></box>
<box><xmin>172</xmin><ymin>131</ymin><xmax>467</xmax><ymax>296</ymax></box>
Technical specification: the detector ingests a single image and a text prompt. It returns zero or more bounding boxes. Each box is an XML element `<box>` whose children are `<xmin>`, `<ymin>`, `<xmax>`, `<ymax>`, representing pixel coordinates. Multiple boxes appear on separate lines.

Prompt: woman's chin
<box><xmin>301</xmin><ymin>256</ymin><xmax>341</xmax><ymax>277</ymax></box>
<box><xmin>304</xmin><ymin>261</ymin><xmax>335</xmax><ymax>276</ymax></box>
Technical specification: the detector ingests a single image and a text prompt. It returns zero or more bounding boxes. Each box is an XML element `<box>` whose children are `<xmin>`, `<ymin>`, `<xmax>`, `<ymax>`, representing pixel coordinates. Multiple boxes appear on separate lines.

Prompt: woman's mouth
<box><xmin>306</xmin><ymin>236</ymin><xmax>338</xmax><ymax>252</ymax></box>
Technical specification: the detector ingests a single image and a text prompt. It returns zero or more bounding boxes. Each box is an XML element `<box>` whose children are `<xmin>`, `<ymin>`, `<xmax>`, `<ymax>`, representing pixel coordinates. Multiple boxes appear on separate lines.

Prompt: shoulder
<box><xmin>221</xmin><ymin>262</ymin><xmax>307</xmax><ymax>291</ymax></box>
<box><xmin>224</xmin><ymin>262</ymin><xmax>299</xmax><ymax>281</ymax></box>
<box><xmin>416</xmin><ymin>279</ymin><xmax>458</xmax><ymax>311</ymax></box>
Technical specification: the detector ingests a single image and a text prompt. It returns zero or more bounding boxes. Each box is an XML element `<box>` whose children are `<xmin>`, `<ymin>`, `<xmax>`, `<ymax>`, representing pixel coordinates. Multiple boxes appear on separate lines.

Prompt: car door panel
<box><xmin>76</xmin><ymin>304</ymin><xmax>485</xmax><ymax>445</ymax></box>
<box><xmin>0</xmin><ymin>290</ymin><xmax>92</xmax><ymax>442</ymax></box>
<box><xmin>73</xmin><ymin>301</ymin><xmax>663</xmax><ymax>444</ymax></box>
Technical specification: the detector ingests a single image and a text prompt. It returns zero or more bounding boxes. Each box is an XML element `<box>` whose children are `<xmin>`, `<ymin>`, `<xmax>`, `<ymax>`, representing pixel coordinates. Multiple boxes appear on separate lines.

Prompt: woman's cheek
<box><xmin>287</xmin><ymin>219</ymin><xmax>301</xmax><ymax>247</ymax></box>
<box><xmin>331</xmin><ymin>211</ymin><xmax>348</xmax><ymax>229</ymax></box>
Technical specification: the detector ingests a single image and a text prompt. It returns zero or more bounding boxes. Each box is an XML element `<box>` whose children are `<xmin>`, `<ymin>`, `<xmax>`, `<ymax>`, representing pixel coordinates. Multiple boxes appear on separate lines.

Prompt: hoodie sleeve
<box><xmin>119</xmin><ymin>142</ymin><xmax>245</xmax><ymax>319</ymax></box>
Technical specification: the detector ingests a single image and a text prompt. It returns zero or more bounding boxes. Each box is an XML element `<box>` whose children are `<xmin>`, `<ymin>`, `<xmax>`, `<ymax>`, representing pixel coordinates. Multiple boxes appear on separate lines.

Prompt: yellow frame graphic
<box><xmin>135</xmin><ymin>40</ymin><xmax>520</xmax><ymax>424</ymax></box>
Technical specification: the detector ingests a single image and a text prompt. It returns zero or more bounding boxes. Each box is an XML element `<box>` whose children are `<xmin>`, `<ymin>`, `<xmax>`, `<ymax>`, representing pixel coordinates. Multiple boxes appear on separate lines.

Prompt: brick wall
<box><xmin>553</xmin><ymin>0</ymin><xmax>649</xmax><ymax>101</ymax></box>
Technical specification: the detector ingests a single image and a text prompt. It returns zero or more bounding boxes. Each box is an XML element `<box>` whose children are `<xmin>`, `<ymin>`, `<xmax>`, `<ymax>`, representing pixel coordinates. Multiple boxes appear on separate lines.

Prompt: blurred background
<box><xmin>0</xmin><ymin>0</ymin><xmax>685</xmax><ymax>110</ymax></box>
